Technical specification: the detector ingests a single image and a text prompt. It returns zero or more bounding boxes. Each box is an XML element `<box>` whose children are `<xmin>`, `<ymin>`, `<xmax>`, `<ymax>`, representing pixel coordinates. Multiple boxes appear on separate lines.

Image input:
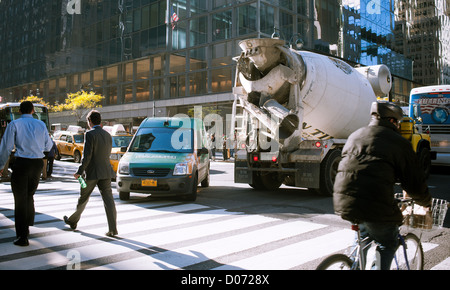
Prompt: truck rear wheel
<box><xmin>317</xmin><ymin>149</ymin><xmax>342</xmax><ymax>196</ymax></box>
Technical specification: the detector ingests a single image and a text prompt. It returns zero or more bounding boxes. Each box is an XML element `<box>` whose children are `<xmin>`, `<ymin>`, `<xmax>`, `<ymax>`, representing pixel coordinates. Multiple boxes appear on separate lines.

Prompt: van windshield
<box><xmin>129</xmin><ymin>127</ymin><xmax>193</xmax><ymax>153</ymax></box>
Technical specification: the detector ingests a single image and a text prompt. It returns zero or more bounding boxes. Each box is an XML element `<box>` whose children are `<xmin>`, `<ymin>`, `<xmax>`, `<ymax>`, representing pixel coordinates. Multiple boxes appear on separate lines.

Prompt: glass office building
<box><xmin>0</xmin><ymin>0</ymin><xmax>418</xmax><ymax>126</ymax></box>
<box><xmin>394</xmin><ymin>0</ymin><xmax>450</xmax><ymax>85</ymax></box>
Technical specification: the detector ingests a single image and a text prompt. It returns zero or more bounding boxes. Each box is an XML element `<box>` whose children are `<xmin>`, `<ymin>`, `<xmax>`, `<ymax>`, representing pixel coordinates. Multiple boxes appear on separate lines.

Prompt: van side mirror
<box><xmin>120</xmin><ymin>146</ymin><xmax>128</xmax><ymax>152</ymax></box>
<box><xmin>197</xmin><ymin>147</ymin><xmax>209</xmax><ymax>155</ymax></box>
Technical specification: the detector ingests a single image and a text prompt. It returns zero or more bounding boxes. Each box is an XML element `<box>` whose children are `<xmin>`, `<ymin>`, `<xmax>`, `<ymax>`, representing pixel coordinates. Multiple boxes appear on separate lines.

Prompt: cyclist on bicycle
<box><xmin>333</xmin><ymin>101</ymin><xmax>432</xmax><ymax>270</ymax></box>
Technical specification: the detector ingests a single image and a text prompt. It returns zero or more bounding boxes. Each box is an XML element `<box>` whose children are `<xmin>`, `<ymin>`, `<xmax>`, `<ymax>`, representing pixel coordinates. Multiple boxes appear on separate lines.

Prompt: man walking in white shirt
<box><xmin>0</xmin><ymin>101</ymin><xmax>53</xmax><ymax>246</ymax></box>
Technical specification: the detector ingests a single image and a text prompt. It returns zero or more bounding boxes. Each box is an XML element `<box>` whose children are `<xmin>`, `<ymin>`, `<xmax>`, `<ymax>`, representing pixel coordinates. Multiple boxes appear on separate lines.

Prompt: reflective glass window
<box><xmin>170</xmin><ymin>53</ymin><xmax>187</xmax><ymax>74</ymax></box>
<box><xmin>136</xmin><ymin>58</ymin><xmax>150</xmax><ymax>80</ymax></box>
<box><xmin>189</xmin><ymin>71</ymin><xmax>207</xmax><ymax>96</ymax></box>
<box><xmin>123</xmin><ymin>84</ymin><xmax>133</xmax><ymax>103</ymax></box>
<box><xmin>81</xmin><ymin>72</ymin><xmax>91</xmax><ymax>88</ymax></box>
<box><xmin>108</xmin><ymin>86</ymin><xmax>118</xmax><ymax>105</ymax></box>
<box><xmin>172</xmin><ymin>20</ymin><xmax>187</xmax><ymax>49</ymax></box>
<box><xmin>170</xmin><ymin>75</ymin><xmax>186</xmax><ymax>98</ymax></box>
<box><xmin>136</xmin><ymin>80</ymin><xmax>150</xmax><ymax>102</ymax></box>
<box><xmin>191</xmin><ymin>0</ymin><xmax>208</xmax><ymax>16</ymax></box>
<box><xmin>152</xmin><ymin>55</ymin><xmax>164</xmax><ymax>77</ymax></box>
<box><xmin>133</xmin><ymin>9</ymin><xmax>141</xmax><ymax>32</ymax></box>
<box><xmin>212</xmin><ymin>10</ymin><xmax>232</xmax><ymax>41</ymax></box>
<box><xmin>124</xmin><ymin>62</ymin><xmax>134</xmax><ymax>82</ymax></box>
<box><xmin>152</xmin><ymin>78</ymin><xmax>164</xmax><ymax>100</ymax></box>
<box><xmin>212</xmin><ymin>41</ymin><xmax>233</xmax><ymax>67</ymax></box>
<box><xmin>173</xmin><ymin>0</ymin><xmax>188</xmax><ymax>19</ymax></box>
<box><xmin>190</xmin><ymin>47</ymin><xmax>208</xmax><ymax>71</ymax></box>
<box><xmin>142</xmin><ymin>6</ymin><xmax>150</xmax><ymax>29</ymax></box>
<box><xmin>211</xmin><ymin>67</ymin><xmax>232</xmax><ymax>93</ymax></box>
<box><xmin>238</xmin><ymin>4</ymin><xmax>257</xmax><ymax>36</ymax></box>
<box><xmin>190</xmin><ymin>16</ymin><xmax>207</xmax><ymax>46</ymax></box>
<box><xmin>58</xmin><ymin>77</ymin><xmax>66</xmax><ymax>94</ymax></box>
<box><xmin>106</xmin><ymin>66</ymin><xmax>118</xmax><ymax>85</ymax></box>
<box><xmin>280</xmin><ymin>11</ymin><xmax>293</xmax><ymax>41</ymax></box>
<box><xmin>261</xmin><ymin>3</ymin><xmax>275</xmax><ymax>35</ymax></box>
<box><xmin>279</xmin><ymin>0</ymin><xmax>293</xmax><ymax>10</ymax></box>
<box><xmin>48</xmin><ymin>79</ymin><xmax>56</xmax><ymax>96</ymax></box>
<box><xmin>213</xmin><ymin>0</ymin><xmax>233</xmax><ymax>9</ymax></box>
<box><xmin>93</xmin><ymin>69</ymin><xmax>104</xmax><ymax>89</ymax></box>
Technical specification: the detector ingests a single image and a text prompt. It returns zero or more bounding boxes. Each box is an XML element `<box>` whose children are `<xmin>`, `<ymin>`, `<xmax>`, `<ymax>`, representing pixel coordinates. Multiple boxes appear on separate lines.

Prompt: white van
<box><xmin>116</xmin><ymin>117</ymin><xmax>210</xmax><ymax>201</ymax></box>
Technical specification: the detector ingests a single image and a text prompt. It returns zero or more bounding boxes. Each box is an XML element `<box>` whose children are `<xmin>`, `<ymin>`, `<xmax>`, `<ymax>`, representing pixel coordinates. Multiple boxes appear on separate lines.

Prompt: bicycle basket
<box><xmin>431</xmin><ymin>198</ymin><xmax>448</xmax><ymax>228</ymax></box>
<box><xmin>399</xmin><ymin>197</ymin><xmax>449</xmax><ymax>230</ymax></box>
<box><xmin>401</xmin><ymin>204</ymin><xmax>433</xmax><ymax>229</ymax></box>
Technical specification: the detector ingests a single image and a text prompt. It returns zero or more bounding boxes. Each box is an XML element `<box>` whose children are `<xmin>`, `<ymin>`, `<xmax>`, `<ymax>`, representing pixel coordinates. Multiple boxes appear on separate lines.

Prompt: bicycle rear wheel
<box><xmin>391</xmin><ymin>233</ymin><xmax>424</xmax><ymax>270</ymax></box>
<box><xmin>316</xmin><ymin>254</ymin><xmax>353</xmax><ymax>270</ymax></box>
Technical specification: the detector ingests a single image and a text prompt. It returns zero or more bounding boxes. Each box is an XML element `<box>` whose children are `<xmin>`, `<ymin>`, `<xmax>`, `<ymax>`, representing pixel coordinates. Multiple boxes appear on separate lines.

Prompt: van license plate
<box><xmin>142</xmin><ymin>179</ymin><xmax>157</xmax><ymax>187</ymax></box>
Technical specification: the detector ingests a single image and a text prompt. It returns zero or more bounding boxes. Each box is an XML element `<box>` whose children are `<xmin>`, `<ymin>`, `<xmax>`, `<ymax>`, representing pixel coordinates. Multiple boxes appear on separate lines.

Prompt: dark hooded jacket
<box><xmin>333</xmin><ymin>117</ymin><xmax>431</xmax><ymax>224</ymax></box>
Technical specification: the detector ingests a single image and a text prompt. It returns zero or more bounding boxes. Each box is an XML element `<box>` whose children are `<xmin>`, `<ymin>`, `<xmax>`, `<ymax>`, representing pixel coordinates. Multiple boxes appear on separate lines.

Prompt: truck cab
<box><xmin>399</xmin><ymin>116</ymin><xmax>435</xmax><ymax>178</ymax></box>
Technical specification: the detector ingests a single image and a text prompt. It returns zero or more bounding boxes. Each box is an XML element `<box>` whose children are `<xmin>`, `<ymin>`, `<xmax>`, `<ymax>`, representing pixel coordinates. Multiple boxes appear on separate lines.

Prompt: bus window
<box><xmin>8</xmin><ymin>106</ymin><xmax>49</xmax><ymax>128</ymax></box>
<box><xmin>0</xmin><ymin>103</ymin><xmax>50</xmax><ymax>141</ymax></box>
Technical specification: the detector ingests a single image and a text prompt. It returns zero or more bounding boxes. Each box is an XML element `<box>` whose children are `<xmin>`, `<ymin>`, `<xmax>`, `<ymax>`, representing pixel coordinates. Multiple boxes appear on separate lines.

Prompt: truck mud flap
<box><xmin>295</xmin><ymin>162</ymin><xmax>320</xmax><ymax>189</ymax></box>
<box><xmin>235</xmin><ymin>160</ymin><xmax>252</xmax><ymax>184</ymax></box>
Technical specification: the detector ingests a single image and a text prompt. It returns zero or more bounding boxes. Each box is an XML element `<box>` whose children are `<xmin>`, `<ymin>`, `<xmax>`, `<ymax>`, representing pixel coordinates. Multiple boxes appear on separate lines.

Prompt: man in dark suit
<box><xmin>64</xmin><ymin>110</ymin><xmax>118</xmax><ymax>237</ymax></box>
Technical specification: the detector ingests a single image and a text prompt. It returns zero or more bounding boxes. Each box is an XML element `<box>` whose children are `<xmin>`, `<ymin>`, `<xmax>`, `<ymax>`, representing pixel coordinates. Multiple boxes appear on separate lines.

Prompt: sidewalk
<box><xmin>210</xmin><ymin>151</ymin><xmax>235</xmax><ymax>163</ymax></box>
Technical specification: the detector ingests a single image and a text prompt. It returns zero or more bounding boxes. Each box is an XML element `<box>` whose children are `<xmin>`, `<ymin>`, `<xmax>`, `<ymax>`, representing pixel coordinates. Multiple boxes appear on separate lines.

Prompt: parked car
<box><xmin>54</xmin><ymin>130</ymin><xmax>84</xmax><ymax>163</ymax></box>
<box><xmin>116</xmin><ymin>117</ymin><xmax>210</xmax><ymax>201</ymax></box>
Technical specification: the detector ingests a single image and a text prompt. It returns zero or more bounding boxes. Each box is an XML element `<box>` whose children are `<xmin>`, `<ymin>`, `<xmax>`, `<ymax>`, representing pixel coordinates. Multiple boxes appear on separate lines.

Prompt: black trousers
<box><xmin>67</xmin><ymin>179</ymin><xmax>117</xmax><ymax>233</ymax></box>
<box><xmin>11</xmin><ymin>157</ymin><xmax>43</xmax><ymax>238</ymax></box>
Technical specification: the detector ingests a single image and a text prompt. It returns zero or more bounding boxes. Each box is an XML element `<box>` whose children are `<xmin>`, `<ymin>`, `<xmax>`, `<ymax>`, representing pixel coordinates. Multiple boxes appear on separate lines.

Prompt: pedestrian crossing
<box><xmin>0</xmin><ymin>179</ymin><xmax>446</xmax><ymax>270</ymax></box>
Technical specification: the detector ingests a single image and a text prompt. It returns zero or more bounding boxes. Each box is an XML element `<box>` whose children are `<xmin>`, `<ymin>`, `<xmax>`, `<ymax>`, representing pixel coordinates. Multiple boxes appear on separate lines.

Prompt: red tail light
<box><xmin>351</xmin><ymin>224</ymin><xmax>359</xmax><ymax>231</ymax></box>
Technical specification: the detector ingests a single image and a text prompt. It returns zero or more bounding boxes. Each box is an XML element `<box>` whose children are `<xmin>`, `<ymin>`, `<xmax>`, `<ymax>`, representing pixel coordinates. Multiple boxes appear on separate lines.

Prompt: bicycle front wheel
<box><xmin>316</xmin><ymin>254</ymin><xmax>353</xmax><ymax>270</ymax></box>
<box><xmin>391</xmin><ymin>233</ymin><xmax>424</xmax><ymax>270</ymax></box>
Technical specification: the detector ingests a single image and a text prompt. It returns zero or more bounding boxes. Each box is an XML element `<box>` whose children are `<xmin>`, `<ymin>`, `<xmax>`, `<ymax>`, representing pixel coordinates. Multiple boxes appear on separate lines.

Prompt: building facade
<box><xmin>0</xmin><ymin>0</ymin><xmax>445</xmax><ymax>127</ymax></box>
<box><xmin>394</xmin><ymin>0</ymin><xmax>450</xmax><ymax>86</ymax></box>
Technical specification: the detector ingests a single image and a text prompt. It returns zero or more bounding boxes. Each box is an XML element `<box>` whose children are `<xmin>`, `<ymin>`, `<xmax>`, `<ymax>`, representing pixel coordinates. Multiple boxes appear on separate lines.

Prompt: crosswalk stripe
<box><xmin>0</xmin><ymin>182</ymin><xmax>445</xmax><ymax>270</ymax></box>
<box><xmin>90</xmin><ymin>220</ymin><xmax>327</xmax><ymax>270</ymax></box>
<box><xmin>213</xmin><ymin>229</ymin><xmax>354</xmax><ymax>270</ymax></box>
<box><xmin>0</xmin><ymin>212</ymin><xmax>279</xmax><ymax>269</ymax></box>
<box><xmin>0</xmin><ymin>202</ymin><xmax>212</xmax><ymax>250</ymax></box>
<box><xmin>431</xmin><ymin>257</ymin><xmax>450</xmax><ymax>270</ymax></box>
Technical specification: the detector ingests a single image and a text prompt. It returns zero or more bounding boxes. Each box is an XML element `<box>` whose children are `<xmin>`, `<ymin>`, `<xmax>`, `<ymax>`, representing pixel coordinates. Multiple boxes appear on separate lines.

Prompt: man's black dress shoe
<box><xmin>63</xmin><ymin>215</ymin><xmax>77</xmax><ymax>230</ymax></box>
<box><xmin>14</xmin><ymin>237</ymin><xmax>29</xmax><ymax>246</ymax></box>
<box><xmin>105</xmin><ymin>231</ymin><xmax>118</xmax><ymax>237</ymax></box>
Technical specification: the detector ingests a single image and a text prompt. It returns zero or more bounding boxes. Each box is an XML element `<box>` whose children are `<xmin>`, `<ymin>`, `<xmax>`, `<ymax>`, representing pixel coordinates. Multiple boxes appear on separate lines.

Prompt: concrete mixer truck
<box><xmin>230</xmin><ymin>38</ymin><xmax>432</xmax><ymax>196</ymax></box>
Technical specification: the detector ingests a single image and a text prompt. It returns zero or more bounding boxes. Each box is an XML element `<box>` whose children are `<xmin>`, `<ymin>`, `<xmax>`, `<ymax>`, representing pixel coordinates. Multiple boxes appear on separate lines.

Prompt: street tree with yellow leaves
<box><xmin>20</xmin><ymin>95</ymin><xmax>50</xmax><ymax>107</ymax></box>
<box><xmin>52</xmin><ymin>90</ymin><xmax>104</xmax><ymax>124</ymax></box>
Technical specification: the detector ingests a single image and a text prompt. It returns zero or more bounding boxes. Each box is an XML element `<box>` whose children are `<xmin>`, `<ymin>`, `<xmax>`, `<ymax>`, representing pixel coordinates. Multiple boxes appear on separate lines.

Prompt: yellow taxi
<box><xmin>105</xmin><ymin>124</ymin><xmax>133</xmax><ymax>173</ymax></box>
<box><xmin>54</xmin><ymin>128</ymin><xmax>85</xmax><ymax>163</ymax></box>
